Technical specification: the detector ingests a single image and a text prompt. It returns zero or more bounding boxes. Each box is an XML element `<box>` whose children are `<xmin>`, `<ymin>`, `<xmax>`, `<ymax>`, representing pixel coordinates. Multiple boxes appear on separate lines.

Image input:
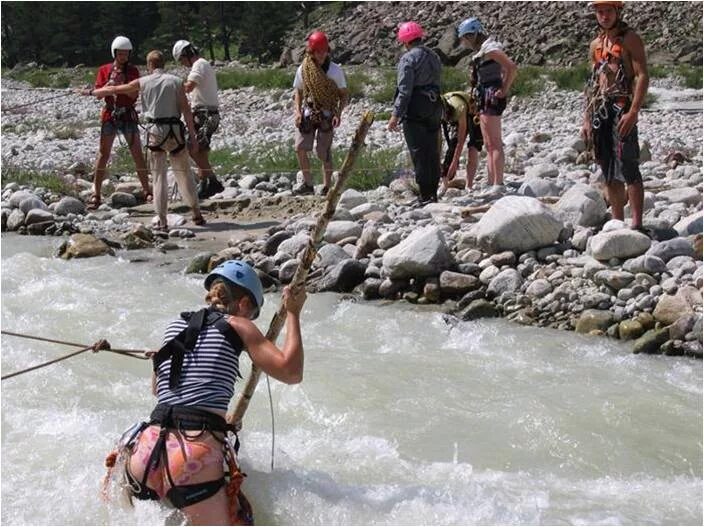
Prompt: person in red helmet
<box><xmin>292</xmin><ymin>30</ymin><xmax>348</xmax><ymax>196</ymax></box>
<box><xmin>82</xmin><ymin>36</ymin><xmax>152</xmax><ymax>210</ymax></box>
<box><xmin>388</xmin><ymin>22</ymin><xmax>444</xmax><ymax>205</ymax></box>
<box><xmin>582</xmin><ymin>0</ymin><xmax>649</xmax><ymax>233</ymax></box>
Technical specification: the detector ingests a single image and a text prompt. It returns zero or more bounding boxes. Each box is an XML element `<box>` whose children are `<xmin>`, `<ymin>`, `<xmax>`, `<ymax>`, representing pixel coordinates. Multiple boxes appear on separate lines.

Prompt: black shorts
<box><xmin>593</xmin><ymin>103</ymin><xmax>642</xmax><ymax>185</ymax></box>
<box><xmin>192</xmin><ymin>108</ymin><xmax>220</xmax><ymax>150</ymax></box>
<box><xmin>478</xmin><ymin>85</ymin><xmax>507</xmax><ymax>117</ymax></box>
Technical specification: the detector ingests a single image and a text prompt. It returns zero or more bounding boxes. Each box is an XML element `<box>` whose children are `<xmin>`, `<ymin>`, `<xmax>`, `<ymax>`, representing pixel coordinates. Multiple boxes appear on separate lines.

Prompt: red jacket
<box><xmin>95</xmin><ymin>62</ymin><xmax>140</xmax><ymax>122</ymax></box>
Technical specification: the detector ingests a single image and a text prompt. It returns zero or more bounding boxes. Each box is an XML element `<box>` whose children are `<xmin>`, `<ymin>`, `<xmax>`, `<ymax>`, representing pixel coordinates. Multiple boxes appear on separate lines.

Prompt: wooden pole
<box><xmin>227</xmin><ymin>110</ymin><xmax>375</xmax><ymax>427</ymax></box>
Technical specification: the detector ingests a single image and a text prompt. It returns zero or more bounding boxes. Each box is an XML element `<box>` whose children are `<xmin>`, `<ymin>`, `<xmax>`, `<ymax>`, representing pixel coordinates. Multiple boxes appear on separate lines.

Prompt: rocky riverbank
<box><xmin>1</xmin><ymin>73</ymin><xmax>702</xmax><ymax>358</ymax></box>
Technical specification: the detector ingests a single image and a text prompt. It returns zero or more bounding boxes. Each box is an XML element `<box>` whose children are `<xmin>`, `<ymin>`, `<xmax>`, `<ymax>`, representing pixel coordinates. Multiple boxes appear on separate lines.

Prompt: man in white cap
<box><xmin>172</xmin><ymin>40</ymin><xmax>224</xmax><ymax>200</ymax></box>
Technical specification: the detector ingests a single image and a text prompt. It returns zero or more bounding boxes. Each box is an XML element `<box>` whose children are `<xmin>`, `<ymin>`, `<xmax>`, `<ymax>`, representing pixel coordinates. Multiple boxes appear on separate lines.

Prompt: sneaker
<box><xmin>293</xmin><ymin>182</ymin><xmax>315</xmax><ymax>195</ymax></box>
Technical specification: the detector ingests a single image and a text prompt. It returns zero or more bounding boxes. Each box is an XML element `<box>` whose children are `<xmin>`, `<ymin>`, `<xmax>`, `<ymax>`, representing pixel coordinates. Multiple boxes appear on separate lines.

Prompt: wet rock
<box><xmin>186</xmin><ymin>252</ymin><xmax>216</xmax><ymax>274</ymax></box>
<box><xmin>619</xmin><ymin>319</ymin><xmax>645</xmax><ymax>340</ymax></box>
<box><xmin>318</xmin><ymin>259</ymin><xmax>366</xmax><ymax>293</ymax></box>
<box><xmin>378</xmin><ymin>277</ymin><xmax>406</xmax><ymax>299</ymax></box>
<box><xmin>474</xmin><ymin>196</ymin><xmax>563</xmax><ymax>254</ymax></box>
<box><xmin>575</xmin><ymin>309</ymin><xmax>615</xmax><ymax>334</ymax></box>
<box><xmin>382</xmin><ymin>226</ymin><xmax>451</xmax><ymax>279</ymax></box>
<box><xmin>121</xmin><ymin>232</ymin><xmax>153</xmax><ymax>250</ymax></box>
<box><xmin>423</xmin><ymin>277</ymin><xmax>441</xmax><ymax>303</ymax></box>
<box><xmin>9</xmin><ymin>190</ymin><xmax>36</xmax><ymax>208</ymax></box>
<box><xmin>632</xmin><ymin>328</ymin><xmax>670</xmax><ymax>355</ymax></box>
<box><xmin>668</xmin><ymin>314</ymin><xmax>697</xmax><ymax>341</ymax></box>
<box><xmin>361</xmin><ymin>278</ymin><xmax>382</xmax><ymax>300</ymax></box>
<box><xmin>59</xmin><ymin>233</ymin><xmax>114</xmax><ymax>259</ymax></box>
<box><xmin>460</xmin><ymin>299</ymin><xmax>499</xmax><ymax>321</ymax></box>
<box><xmin>588</xmin><ymin>229</ymin><xmax>651</xmax><ymax>261</ymax></box>
<box><xmin>6</xmin><ymin>209</ymin><xmax>26</xmax><ymax>231</ymax></box>
<box><xmin>24</xmin><ymin>208</ymin><xmax>54</xmax><ymax>226</ymax></box>
<box><xmin>439</xmin><ymin>271</ymin><xmax>479</xmax><ymax>296</ymax></box>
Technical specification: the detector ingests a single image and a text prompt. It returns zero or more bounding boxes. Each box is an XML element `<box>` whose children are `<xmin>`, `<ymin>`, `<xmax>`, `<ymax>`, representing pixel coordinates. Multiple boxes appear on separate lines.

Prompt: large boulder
<box><xmin>553</xmin><ymin>183</ymin><xmax>607</xmax><ymax>227</ymax></box>
<box><xmin>673</xmin><ymin>211</ymin><xmax>702</xmax><ymax>237</ymax></box>
<box><xmin>24</xmin><ymin>208</ymin><xmax>54</xmax><ymax>226</ymax></box>
<box><xmin>473</xmin><ymin>196</ymin><xmax>563</xmax><ymax>254</ymax></box>
<box><xmin>487</xmin><ymin>268</ymin><xmax>523</xmax><ymax>298</ymax></box>
<box><xmin>588</xmin><ymin>229</ymin><xmax>651</xmax><ymax>261</ymax></box>
<box><xmin>657</xmin><ymin>188</ymin><xmax>701</xmax><ymax>206</ymax></box>
<box><xmin>575</xmin><ymin>309</ymin><xmax>615</xmax><ymax>334</ymax></box>
<box><xmin>315</xmin><ymin>243</ymin><xmax>350</xmax><ymax>269</ymax></box>
<box><xmin>6</xmin><ymin>209</ymin><xmax>25</xmax><ymax>231</ymax></box>
<box><xmin>54</xmin><ymin>196</ymin><xmax>86</xmax><ymax>216</ymax></box>
<box><xmin>277</xmin><ymin>232</ymin><xmax>311</xmax><ymax>258</ymax></box>
<box><xmin>18</xmin><ymin>196</ymin><xmax>48</xmax><ymax>214</ymax></box>
<box><xmin>653</xmin><ymin>286</ymin><xmax>702</xmax><ymax>325</ymax></box>
<box><xmin>338</xmin><ymin>188</ymin><xmax>367</xmax><ymax>210</ymax></box>
<box><xmin>59</xmin><ymin>233</ymin><xmax>114</xmax><ymax>259</ymax></box>
<box><xmin>318</xmin><ymin>259</ymin><xmax>366</xmax><ymax>292</ymax></box>
<box><xmin>438</xmin><ymin>271</ymin><xmax>479</xmax><ymax>296</ymax></box>
<box><xmin>646</xmin><ymin>237</ymin><xmax>695</xmax><ymax>262</ymax></box>
<box><xmin>382</xmin><ymin>226</ymin><xmax>452</xmax><ymax>279</ymax></box>
<box><xmin>324</xmin><ymin>220</ymin><xmax>362</xmax><ymax>244</ymax></box>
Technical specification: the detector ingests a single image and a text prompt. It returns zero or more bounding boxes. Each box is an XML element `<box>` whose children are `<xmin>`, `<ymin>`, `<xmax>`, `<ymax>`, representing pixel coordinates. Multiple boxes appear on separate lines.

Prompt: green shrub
<box><xmin>548</xmin><ymin>63</ymin><xmax>591</xmax><ymax>92</ymax></box>
<box><xmin>2</xmin><ymin>165</ymin><xmax>73</xmax><ymax>194</ymax></box>
<box><xmin>370</xmin><ymin>69</ymin><xmax>398</xmax><ymax>104</ymax></box>
<box><xmin>442</xmin><ymin>67</ymin><xmax>470</xmax><ymax>93</ymax></box>
<box><xmin>334</xmin><ymin>146</ymin><xmax>403</xmax><ymax>190</ymax></box>
<box><xmin>675</xmin><ymin>65</ymin><xmax>703</xmax><ymax>89</ymax></box>
<box><xmin>511</xmin><ymin>66</ymin><xmax>546</xmax><ymax>97</ymax></box>
<box><xmin>346</xmin><ymin>71</ymin><xmax>371</xmax><ymax>99</ymax></box>
<box><xmin>216</xmin><ymin>68</ymin><xmax>294</xmax><ymax>90</ymax></box>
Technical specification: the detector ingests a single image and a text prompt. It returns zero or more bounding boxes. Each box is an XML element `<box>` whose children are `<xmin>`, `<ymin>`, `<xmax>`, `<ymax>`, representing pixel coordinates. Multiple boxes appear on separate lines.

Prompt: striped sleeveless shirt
<box><xmin>155</xmin><ymin>318</ymin><xmax>242</xmax><ymax>411</ymax></box>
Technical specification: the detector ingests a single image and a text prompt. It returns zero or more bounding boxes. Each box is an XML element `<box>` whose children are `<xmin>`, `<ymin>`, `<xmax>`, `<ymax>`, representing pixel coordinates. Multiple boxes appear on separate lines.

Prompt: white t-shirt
<box><xmin>187</xmin><ymin>57</ymin><xmax>219</xmax><ymax>109</ymax></box>
<box><xmin>293</xmin><ymin>61</ymin><xmax>347</xmax><ymax>91</ymax></box>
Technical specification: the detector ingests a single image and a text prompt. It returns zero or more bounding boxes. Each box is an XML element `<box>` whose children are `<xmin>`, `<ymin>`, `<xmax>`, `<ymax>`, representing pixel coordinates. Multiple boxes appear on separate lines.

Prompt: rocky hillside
<box><xmin>280</xmin><ymin>1</ymin><xmax>703</xmax><ymax>68</ymax></box>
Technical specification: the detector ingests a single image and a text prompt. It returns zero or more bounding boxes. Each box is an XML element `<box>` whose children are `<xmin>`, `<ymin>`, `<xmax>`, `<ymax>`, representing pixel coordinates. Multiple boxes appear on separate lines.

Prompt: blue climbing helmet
<box><xmin>204</xmin><ymin>260</ymin><xmax>264</xmax><ymax>319</ymax></box>
<box><xmin>457</xmin><ymin>17</ymin><xmax>484</xmax><ymax>38</ymax></box>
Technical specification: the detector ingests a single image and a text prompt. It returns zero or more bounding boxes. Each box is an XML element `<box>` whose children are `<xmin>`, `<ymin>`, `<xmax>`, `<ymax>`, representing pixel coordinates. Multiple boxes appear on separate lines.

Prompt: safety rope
<box><xmin>1</xmin><ymin>330</ymin><xmax>152</xmax><ymax>381</ymax></box>
<box><xmin>0</xmin><ymin>91</ymin><xmax>75</xmax><ymax>113</ymax></box>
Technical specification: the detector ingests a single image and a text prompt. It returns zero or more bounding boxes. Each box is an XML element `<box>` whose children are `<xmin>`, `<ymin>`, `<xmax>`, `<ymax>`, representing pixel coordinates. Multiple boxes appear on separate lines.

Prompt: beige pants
<box><xmin>147</xmin><ymin>126</ymin><xmax>199</xmax><ymax>226</ymax></box>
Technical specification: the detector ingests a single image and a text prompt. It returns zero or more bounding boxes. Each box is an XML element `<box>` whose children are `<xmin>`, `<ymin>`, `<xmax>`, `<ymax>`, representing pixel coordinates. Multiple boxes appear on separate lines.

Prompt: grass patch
<box><xmin>346</xmin><ymin>71</ymin><xmax>371</xmax><ymax>100</ymax></box>
<box><xmin>216</xmin><ymin>68</ymin><xmax>294</xmax><ymax>90</ymax></box>
<box><xmin>547</xmin><ymin>63</ymin><xmax>591</xmax><ymax>92</ymax></box>
<box><xmin>5</xmin><ymin>66</ymin><xmax>96</xmax><ymax>88</ymax></box>
<box><xmin>110</xmin><ymin>146</ymin><xmax>138</xmax><ymax>174</ymax></box>
<box><xmin>210</xmin><ymin>144</ymin><xmax>402</xmax><ymax>191</ymax></box>
<box><xmin>674</xmin><ymin>65</ymin><xmax>702</xmax><ymax>89</ymax></box>
<box><xmin>2</xmin><ymin>165</ymin><xmax>73</xmax><ymax>195</ymax></box>
<box><xmin>442</xmin><ymin>68</ymin><xmax>470</xmax><ymax>92</ymax></box>
<box><xmin>642</xmin><ymin>92</ymin><xmax>659</xmax><ymax>109</ymax></box>
<box><xmin>375</xmin><ymin>110</ymin><xmax>392</xmax><ymax>121</ymax></box>
<box><xmin>370</xmin><ymin>69</ymin><xmax>398</xmax><ymax>104</ymax></box>
<box><xmin>511</xmin><ymin>66</ymin><xmax>546</xmax><ymax>97</ymax></box>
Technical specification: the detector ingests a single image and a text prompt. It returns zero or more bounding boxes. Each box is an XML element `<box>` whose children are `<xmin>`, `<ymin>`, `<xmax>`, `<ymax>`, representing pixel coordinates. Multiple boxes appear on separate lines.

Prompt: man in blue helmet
<box><xmin>107</xmin><ymin>260</ymin><xmax>306</xmax><ymax>524</ymax></box>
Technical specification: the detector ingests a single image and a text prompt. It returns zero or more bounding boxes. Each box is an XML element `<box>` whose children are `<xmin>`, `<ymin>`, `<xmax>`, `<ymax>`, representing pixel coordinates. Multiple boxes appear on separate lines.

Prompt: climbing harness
<box><xmin>144</xmin><ymin>117</ymin><xmax>187</xmax><ymax>154</ymax></box>
<box><xmin>104</xmin><ymin>404</ymin><xmax>254</xmax><ymax>524</ymax></box>
<box><xmin>192</xmin><ymin>106</ymin><xmax>220</xmax><ymax>146</ymax></box>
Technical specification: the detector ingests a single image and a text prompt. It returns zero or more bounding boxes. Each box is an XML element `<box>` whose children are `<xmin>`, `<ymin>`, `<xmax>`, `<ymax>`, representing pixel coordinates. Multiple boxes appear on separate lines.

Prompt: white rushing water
<box><xmin>1</xmin><ymin>235</ymin><xmax>702</xmax><ymax>526</ymax></box>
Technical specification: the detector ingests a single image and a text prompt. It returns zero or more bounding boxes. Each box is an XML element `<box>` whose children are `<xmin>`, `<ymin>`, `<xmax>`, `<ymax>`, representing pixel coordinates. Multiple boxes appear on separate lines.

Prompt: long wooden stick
<box><xmin>227</xmin><ymin>110</ymin><xmax>375</xmax><ymax>427</ymax></box>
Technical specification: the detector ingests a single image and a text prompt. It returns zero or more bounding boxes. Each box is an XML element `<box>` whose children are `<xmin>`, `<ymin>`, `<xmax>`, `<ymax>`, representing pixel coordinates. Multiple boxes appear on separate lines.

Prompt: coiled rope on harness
<box><xmin>227</xmin><ymin>111</ymin><xmax>376</xmax><ymax>446</ymax></box>
<box><xmin>0</xmin><ymin>330</ymin><xmax>151</xmax><ymax>381</ymax></box>
<box><xmin>301</xmin><ymin>53</ymin><xmax>342</xmax><ymax>120</ymax></box>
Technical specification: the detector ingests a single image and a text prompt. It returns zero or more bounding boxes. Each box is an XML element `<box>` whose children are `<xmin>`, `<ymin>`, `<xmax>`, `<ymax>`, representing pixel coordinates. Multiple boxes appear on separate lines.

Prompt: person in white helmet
<box><xmin>172</xmin><ymin>40</ymin><xmax>224</xmax><ymax>200</ymax></box>
<box><xmin>82</xmin><ymin>36</ymin><xmax>151</xmax><ymax>210</ymax></box>
<box><xmin>84</xmin><ymin>50</ymin><xmax>205</xmax><ymax>232</ymax></box>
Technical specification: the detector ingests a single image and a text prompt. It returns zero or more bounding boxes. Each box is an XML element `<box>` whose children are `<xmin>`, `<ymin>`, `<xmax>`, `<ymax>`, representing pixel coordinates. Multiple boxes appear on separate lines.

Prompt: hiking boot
<box><xmin>207</xmin><ymin>176</ymin><xmax>224</xmax><ymax>197</ymax></box>
<box><xmin>197</xmin><ymin>178</ymin><xmax>211</xmax><ymax>200</ymax></box>
<box><xmin>293</xmin><ymin>182</ymin><xmax>314</xmax><ymax>196</ymax></box>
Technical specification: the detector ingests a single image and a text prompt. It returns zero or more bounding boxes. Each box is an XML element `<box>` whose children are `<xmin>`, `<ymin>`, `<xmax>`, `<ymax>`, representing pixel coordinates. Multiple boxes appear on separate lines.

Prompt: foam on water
<box><xmin>1</xmin><ymin>235</ymin><xmax>702</xmax><ymax>525</ymax></box>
